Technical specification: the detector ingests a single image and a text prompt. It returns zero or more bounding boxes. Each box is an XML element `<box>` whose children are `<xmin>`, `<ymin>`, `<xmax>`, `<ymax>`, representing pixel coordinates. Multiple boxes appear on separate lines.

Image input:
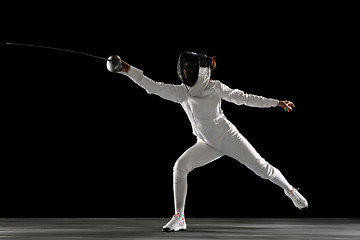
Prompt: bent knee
<box><xmin>173</xmin><ymin>160</ymin><xmax>193</xmax><ymax>178</ymax></box>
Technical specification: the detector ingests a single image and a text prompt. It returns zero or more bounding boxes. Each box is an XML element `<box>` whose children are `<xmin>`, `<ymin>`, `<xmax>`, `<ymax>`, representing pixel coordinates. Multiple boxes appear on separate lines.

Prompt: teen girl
<box><xmin>109</xmin><ymin>52</ymin><xmax>308</xmax><ymax>232</ymax></box>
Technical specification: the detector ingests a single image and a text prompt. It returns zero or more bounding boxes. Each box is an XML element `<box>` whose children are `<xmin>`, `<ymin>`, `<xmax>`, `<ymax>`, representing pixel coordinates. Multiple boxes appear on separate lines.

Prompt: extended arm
<box><xmin>114</xmin><ymin>60</ymin><xmax>186</xmax><ymax>103</ymax></box>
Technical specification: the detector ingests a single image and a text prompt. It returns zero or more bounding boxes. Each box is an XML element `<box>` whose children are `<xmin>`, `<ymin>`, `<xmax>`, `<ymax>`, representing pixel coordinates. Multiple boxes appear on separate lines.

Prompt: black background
<box><xmin>3</xmin><ymin>2</ymin><xmax>356</xmax><ymax>217</ymax></box>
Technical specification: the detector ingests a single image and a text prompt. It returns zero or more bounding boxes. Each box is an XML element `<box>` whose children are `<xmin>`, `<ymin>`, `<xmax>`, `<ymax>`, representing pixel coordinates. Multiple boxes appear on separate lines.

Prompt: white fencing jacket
<box><xmin>121</xmin><ymin>66</ymin><xmax>279</xmax><ymax>149</ymax></box>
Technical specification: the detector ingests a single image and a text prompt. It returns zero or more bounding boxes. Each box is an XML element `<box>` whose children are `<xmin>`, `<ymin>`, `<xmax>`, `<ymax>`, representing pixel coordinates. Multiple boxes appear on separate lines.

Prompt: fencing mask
<box><xmin>177</xmin><ymin>52</ymin><xmax>211</xmax><ymax>87</ymax></box>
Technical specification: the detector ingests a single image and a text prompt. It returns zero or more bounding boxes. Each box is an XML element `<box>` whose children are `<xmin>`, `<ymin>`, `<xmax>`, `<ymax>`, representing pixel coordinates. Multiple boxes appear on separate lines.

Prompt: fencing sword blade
<box><xmin>6</xmin><ymin>42</ymin><xmax>108</xmax><ymax>61</ymax></box>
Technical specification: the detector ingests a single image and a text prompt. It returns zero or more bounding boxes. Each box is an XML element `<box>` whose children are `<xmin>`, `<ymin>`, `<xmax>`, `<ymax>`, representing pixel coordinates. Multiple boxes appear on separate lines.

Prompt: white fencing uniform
<box><xmin>121</xmin><ymin>66</ymin><xmax>292</xmax><ymax>214</ymax></box>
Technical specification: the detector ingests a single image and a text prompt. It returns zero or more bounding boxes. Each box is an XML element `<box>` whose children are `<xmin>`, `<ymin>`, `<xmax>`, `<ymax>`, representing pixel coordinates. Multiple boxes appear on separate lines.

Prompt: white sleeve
<box><xmin>214</xmin><ymin>81</ymin><xmax>279</xmax><ymax>108</ymax></box>
<box><xmin>119</xmin><ymin>66</ymin><xmax>186</xmax><ymax>103</ymax></box>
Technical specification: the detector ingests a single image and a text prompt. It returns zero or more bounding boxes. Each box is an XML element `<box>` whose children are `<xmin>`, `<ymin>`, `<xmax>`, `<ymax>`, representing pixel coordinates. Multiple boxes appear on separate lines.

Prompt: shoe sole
<box><xmin>300</xmin><ymin>204</ymin><xmax>309</xmax><ymax>210</ymax></box>
<box><xmin>162</xmin><ymin>228</ymin><xmax>187</xmax><ymax>232</ymax></box>
<box><xmin>293</xmin><ymin>202</ymin><xmax>308</xmax><ymax>210</ymax></box>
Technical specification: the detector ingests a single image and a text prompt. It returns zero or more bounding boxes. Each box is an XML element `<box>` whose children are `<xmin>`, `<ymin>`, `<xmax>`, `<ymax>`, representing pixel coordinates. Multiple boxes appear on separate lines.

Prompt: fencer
<box><xmin>108</xmin><ymin>52</ymin><xmax>308</xmax><ymax>232</ymax></box>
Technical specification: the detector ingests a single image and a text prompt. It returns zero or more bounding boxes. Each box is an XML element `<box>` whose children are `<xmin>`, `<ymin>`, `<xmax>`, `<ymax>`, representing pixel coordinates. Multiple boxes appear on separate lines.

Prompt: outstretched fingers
<box><xmin>285</xmin><ymin>101</ymin><xmax>295</xmax><ymax>112</ymax></box>
<box><xmin>280</xmin><ymin>101</ymin><xmax>295</xmax><ymax>112</ymax></box>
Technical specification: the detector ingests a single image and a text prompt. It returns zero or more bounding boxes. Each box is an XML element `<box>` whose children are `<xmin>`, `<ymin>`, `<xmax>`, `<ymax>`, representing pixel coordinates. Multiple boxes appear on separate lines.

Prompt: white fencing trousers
<box><xmin>173</xmin><ymin>141</ymin><xmax>222</xmax><ymax>215</ymax></box>
<box><xmin>173</xmin><ymin>130</ymin><xmax>279</xmax><ymax>180</ymax></box>
<box><xmin>172</xmin><ymin>130</ymin><xmax>291</xmax><ymax>215</ymax></box>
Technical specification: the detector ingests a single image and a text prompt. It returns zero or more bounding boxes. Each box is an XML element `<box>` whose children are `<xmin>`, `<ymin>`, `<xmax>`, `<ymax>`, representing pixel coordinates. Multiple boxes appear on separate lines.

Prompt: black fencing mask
<box><xmin>177</xmin><ymin>52</ymin><xmax>210</xmax><ymax>87</ymax></box>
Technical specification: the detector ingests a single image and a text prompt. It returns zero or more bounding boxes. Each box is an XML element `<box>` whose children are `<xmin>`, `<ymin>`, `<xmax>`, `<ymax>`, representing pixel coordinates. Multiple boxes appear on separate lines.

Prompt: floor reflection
<box><xmin>0</xmin><ymin>218</ymin><xmax>359</xmax><ymax>239</ymax></box>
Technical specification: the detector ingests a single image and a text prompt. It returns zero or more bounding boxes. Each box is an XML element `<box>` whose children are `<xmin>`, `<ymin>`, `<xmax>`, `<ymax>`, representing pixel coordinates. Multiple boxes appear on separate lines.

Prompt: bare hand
<box><xmin>278</xmin><ymin>101</ymin><xmax>295</xmax><ymax>112</ymax></box>
<box><xmin>120</xmin><ymin>60</ymin><xmax>131</xmax><ymax>73</ymax></box>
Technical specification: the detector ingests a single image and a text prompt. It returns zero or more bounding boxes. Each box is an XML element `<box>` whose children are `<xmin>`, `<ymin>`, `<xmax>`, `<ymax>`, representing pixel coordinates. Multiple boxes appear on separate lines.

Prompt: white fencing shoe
<box><xmin>285</xmin><ymin>188</ymin><xmax>308</xmax><ymax>210</ymax></box>
<box><xmin>162</xmin><ymin>213</ymin><xmax>187</xmax><ymax>232</ymax></box>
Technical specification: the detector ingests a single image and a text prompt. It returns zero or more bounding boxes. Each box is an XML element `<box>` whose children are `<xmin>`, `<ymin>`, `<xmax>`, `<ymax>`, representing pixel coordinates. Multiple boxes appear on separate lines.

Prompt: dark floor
<box><xmin>0</xmin><ymin>218</ymin><xmax>359</xmax><ymax>240</ymax></box>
